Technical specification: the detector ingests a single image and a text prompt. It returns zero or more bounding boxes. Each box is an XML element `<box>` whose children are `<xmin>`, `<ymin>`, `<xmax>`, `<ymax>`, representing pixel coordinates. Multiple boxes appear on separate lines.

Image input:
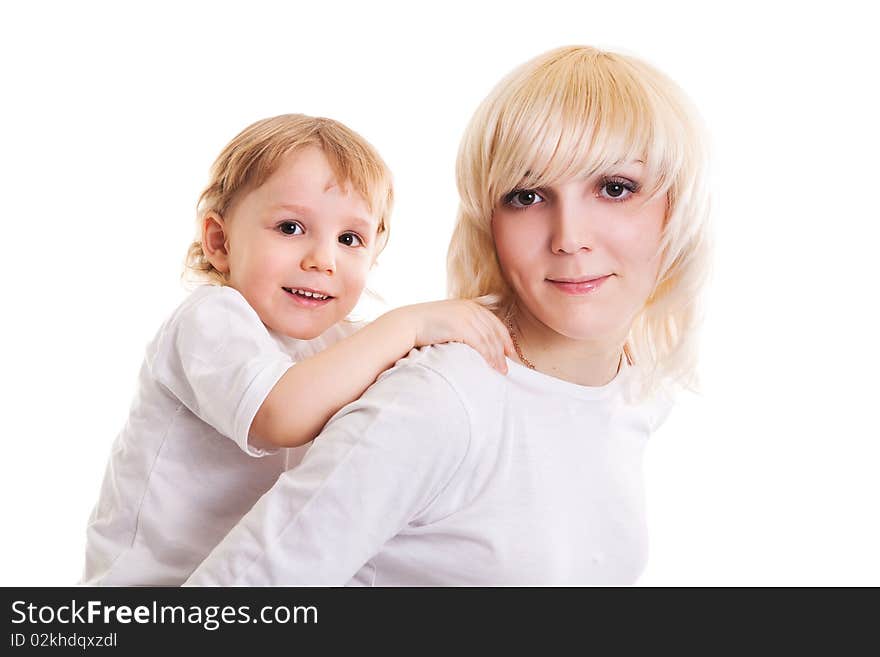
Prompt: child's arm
<box><xmin>250</xmin><ymin>300</ymin><xmax>515</xmax><ymax>448</ymax></box>
<box><xmin>187</xmin><ymin>353</ymin><xmax>470</xmax><ymax>586</ymax></box>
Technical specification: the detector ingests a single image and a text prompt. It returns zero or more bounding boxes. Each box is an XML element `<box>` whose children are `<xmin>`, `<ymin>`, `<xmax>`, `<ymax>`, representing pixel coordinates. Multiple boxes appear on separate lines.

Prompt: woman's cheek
<box><xmin>498</xmin><ymin>214</ymin><xmax>541</xmax><ymax>257</ymax></box>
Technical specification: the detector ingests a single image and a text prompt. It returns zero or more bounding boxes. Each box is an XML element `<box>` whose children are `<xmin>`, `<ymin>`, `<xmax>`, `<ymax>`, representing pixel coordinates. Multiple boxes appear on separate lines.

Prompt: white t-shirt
<box><xmin>82</xmin><ymin>285</ymin><xmax>360</xmax><ymax>586</ymax></box>
<box><xmin>186</xmin><ymin>342</ymin><xmax>674</xmax><ymax>586</ymax></box>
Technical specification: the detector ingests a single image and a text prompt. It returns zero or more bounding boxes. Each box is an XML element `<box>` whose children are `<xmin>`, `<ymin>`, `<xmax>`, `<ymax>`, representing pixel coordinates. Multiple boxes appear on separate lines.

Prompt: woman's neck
<box><xmin>510</xmin><ymin>306</ymin><xmax>626</xmax><ymax>387</ymax></box>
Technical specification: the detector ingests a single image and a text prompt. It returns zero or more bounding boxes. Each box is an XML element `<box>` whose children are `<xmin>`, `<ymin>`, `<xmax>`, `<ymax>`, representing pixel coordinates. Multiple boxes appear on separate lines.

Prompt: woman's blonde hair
<box><xmin>185</xmin><ymin>113</ymin><xmax>394</xmax><ymax>285</ymax></box>
<box><xmin>448</xmin><ymin>46</ymin><xmax>712</xmax><ymax>397</ymax></box>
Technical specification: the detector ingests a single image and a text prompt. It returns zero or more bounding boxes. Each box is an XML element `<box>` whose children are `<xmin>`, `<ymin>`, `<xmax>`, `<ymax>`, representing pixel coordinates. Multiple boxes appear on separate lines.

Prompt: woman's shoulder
<box><xmin>620</xmin><ymin>367</ymin><xmax>678</xmax><ymax>434</ymax></box>
<box><xmin>392</xmin><ymin>342</ymin><xmax>501</xmax><ymax>384</ymax></box>
<box><xmin>374</xmin><ymin>343</ymin><xmax>507</xmax><ymax>418</ymax></box>
<box><xmin>320</xmin><ymin>343</ymin><xmax>503</xmax><ymax>465</ymax></box>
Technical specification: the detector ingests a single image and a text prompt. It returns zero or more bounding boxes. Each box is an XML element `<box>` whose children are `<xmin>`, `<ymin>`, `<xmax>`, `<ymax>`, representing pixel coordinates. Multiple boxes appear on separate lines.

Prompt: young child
<box><xmin>82</xmin><ymin>114</ymin><xmax>515</xmax><ymax>585</ymax></box>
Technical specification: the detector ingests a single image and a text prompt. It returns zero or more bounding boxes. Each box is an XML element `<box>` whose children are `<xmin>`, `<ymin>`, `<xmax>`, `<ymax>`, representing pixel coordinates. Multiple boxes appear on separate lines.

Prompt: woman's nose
<box><xmin>300</xmin><ymin>238</ymin><xmax>336</xmax><ymax>275</ymax></box>
<box><xmin>549</xmin><ymin>198</ymin><xmax>594</xmax><ymax>254</ymax></box>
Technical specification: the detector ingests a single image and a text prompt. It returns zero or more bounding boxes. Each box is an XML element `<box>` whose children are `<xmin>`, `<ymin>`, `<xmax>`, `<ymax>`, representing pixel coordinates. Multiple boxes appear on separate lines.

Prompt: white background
<box><xmin>1</xmin><ymin>0</ymin><xmax>877</xmax><ymax>586</ymax></box>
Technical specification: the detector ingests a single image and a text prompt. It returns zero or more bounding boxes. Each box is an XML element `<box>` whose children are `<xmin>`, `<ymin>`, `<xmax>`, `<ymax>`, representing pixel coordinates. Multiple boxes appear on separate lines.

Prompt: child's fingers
<box><xmin>465</xmin><ymin>317</ymin><xmax>506</xmax><ymax>374</ymax></box>
<box><xmin>453</xmin><ymin>301</ymin><xmax>509</xmax><ymax>373</ymax></box>
<box><xmin>495</xmin><ymin>332</ymin><xmax>513</xmax><ymax>374</ymax></box>
<box><xmin>482</xmin><ymin>331</ymin><xmax>508</xmax><ymax>373</ymax></box>
<box><xmin>473</xmin><ymin>310</ymin><xmax>511</xmax><ymax>374</ymax></box>
<box><xmin>492</xmin><ymin>316</ymin><xmax>517</xmax><ymax>360</ymax></box>
<box><xmin>477</xmin><ymin>309</ymin><xmax>516</xmax><ymax>361</ymax></box>
<box><xmin>487</xmin><ymin>323</ymin><xmax>513</xmax><ymax>372</ymax></box>
<box><xmin>473</xmin><ymin>337</ymin><xmax>503</xmax><ymax>373</ymax></box>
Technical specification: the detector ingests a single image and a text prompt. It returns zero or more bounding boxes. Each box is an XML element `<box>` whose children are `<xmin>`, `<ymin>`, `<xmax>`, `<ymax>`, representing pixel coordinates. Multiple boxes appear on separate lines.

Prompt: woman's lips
<box><xmin>546</xmin><ymin>275</ymin><xmax>612</xmax><ymax>295</ymax></box>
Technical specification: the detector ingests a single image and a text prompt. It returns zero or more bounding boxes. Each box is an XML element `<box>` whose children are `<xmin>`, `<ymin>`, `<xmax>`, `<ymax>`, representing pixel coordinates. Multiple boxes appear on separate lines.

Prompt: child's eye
<box><xmin>599</xmin><ymin>177</ymin><xmax>640</xmax><ymax>202</ymax></box>
<box><xmin>503</xmin><ymin>189</ymin><xmax>545</xmax><ymax>209</ymax></box>
<box><xmin>277</xmin><ymin>221</ymin><xmax>304</xmax><ymax>235</ymax></box>
<box><xmin>338</xmin><ymin>232</ymin><xmax>363</xmax><ymax>248</ymax></box>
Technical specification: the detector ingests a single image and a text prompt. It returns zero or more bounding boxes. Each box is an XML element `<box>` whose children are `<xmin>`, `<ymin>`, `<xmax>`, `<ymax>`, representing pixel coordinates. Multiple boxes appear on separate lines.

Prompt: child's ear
<box><xmin>202</xmin><ymin>211</ymin><xmax>231</xmax><ymax>274</ymax></box>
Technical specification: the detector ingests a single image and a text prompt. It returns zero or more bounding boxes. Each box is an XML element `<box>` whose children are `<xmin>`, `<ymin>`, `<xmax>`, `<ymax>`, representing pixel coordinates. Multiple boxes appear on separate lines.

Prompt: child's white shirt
<box><xmin>82</xmin><ymin>285</ymin><xmax>361</xmax><ymax>585</ymax></box>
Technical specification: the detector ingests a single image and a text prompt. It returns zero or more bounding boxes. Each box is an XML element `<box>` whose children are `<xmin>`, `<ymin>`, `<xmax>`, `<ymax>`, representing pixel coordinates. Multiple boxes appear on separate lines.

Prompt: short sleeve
<box><xmin>146</xmin><ymin>286</ymin><xmax>293</xmax><ymax>456</ymax></box>
<box><xmin>185</xmin><ymin>359</ymin><xmax>472</xmax><ymax>585</ymax></box>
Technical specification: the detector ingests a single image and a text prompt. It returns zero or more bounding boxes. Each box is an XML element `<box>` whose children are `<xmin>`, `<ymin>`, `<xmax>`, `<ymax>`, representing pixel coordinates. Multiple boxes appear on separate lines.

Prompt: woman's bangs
<box><xmin>489</xmin><ymin>55</ymin><xmax>683</xmax><ymax>203</ymax></box>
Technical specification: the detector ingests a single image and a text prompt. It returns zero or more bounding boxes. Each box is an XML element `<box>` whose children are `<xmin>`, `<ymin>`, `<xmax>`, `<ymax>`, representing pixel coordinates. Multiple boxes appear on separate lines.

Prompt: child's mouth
<box><xmin>282</xmin><ymin>287</ymin><xmax>334</xmax><ymax>306</ymax></box>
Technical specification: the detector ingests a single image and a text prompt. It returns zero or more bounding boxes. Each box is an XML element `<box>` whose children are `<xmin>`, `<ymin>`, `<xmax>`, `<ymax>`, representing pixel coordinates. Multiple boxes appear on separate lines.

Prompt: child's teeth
<box><xmin>289</xmin><ymin>288</ymin><xmax>328</xmax><ymax>300</ymax></box>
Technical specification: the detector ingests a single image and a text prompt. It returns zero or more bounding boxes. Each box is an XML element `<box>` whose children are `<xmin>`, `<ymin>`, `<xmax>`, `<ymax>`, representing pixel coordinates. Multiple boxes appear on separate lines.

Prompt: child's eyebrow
<box><xmin>346</xmin><ymin>216</ymin><xmax>378</xmax><ymax>234</ymax></box>
<box><xmin>275</xmin><ymin>203</ymin><xmax>313</xmax><ymax>216</ymax></box>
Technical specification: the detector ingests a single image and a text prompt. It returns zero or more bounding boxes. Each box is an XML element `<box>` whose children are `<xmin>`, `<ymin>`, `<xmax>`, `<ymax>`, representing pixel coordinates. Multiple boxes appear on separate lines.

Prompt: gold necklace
<box><xmin>506</xmin><ymin>319</ymin><xmax>536</xmax><ymax>370</ymax></box>
<box><xmin>507</xmin><ymin>318</ymin><xmax>629</xmax><ymax>375</ymax></box>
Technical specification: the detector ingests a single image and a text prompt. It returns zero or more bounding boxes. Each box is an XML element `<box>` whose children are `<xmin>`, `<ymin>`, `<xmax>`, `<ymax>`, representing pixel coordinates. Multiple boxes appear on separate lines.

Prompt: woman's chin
<box><xmin>534</xmin><ymin>313</ymin><xmax>625</xmax><ymax>344</ymax></box>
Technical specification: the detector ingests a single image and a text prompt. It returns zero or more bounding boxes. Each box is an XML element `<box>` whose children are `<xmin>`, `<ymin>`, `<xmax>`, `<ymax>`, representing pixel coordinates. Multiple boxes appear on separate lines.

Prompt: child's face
<box><xmin>491</xmin><ymin>160</ymin><xmax>666</xmax><ymax>348</ymax></box>
<box><xmin>217</xmin><ymin>147</ymin><xmax>380</xmax><ymax>340</ymax></box>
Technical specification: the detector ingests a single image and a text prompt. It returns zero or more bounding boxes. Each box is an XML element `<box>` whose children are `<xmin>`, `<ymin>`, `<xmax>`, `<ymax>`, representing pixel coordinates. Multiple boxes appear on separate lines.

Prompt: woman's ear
<box><xmin>202</xmin><ymin>211</ymin><xmax>231</xmax><ymax>274</ymax></box>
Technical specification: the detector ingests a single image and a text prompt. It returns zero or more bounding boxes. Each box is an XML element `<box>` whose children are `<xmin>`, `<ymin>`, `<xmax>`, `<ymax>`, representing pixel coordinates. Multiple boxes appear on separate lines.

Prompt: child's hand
<box><xmin>395</xmin><ymin>300</ymin><xmax>517</xmax><ymax>374</ymax></box>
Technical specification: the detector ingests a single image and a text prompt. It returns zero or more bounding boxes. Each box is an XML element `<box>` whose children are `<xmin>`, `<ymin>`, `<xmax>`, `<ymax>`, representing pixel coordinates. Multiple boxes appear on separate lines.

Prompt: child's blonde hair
<box><xmin>185</xmin><ymin>114</ymin><xmax>394</xmax><ymax>286</ymax></box>
<box><xmin>448</xmin><ymin>46</ymin><xmax>713</xmax><ymax>397</ymax></box>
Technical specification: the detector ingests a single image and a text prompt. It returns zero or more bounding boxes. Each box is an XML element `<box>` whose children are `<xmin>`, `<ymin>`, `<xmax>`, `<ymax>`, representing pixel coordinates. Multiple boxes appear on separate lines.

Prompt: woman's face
<box><xmin>491</xmin><ymin>161</ymin><xmax>666</xmax><ymax>345</ymax></box>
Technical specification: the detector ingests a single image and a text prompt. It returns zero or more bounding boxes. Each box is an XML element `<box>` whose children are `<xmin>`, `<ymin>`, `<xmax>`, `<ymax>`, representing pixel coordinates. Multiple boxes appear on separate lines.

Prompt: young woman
<box><xmin>185</xmin><ymin>45</ymin><xmax>712</xmax><ymax>586</ymax></box>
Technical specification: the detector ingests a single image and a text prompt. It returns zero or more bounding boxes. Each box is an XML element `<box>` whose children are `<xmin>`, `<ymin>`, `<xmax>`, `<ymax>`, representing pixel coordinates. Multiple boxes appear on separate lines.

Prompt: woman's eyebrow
<box><xmin>595</xmin><ymin>160</ymin><xmax>646</xmax><ymax>176</ymax></box>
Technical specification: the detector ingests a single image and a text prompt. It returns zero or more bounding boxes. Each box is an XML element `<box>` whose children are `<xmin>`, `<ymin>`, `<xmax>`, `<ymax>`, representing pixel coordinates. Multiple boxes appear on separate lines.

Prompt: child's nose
<box><xmin>301</xmin><ymin>239</ymin><xmax>336</xmax><ymax>275</ymax></box>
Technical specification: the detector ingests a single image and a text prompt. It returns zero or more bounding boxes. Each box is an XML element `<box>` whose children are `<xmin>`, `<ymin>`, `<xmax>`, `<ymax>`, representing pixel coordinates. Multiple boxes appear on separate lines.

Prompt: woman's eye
<box><xmin>600</xmin><ymin>178</ymin><xmax>638</xmax><ymax>201</ymax></box>
<box><xmin>504</xmin><ymin>189</ymin><xmax>545</xmax><ymax>209</ymax></box>
<box><xmin>277</xmin><ymin>221</ymin><xmax>304</xmax><ymax>235</ymax></box>
<box><xmin>338</xmin><ymin>232</ymin><xmax>363</xmax><ymax>247</ymax></box>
